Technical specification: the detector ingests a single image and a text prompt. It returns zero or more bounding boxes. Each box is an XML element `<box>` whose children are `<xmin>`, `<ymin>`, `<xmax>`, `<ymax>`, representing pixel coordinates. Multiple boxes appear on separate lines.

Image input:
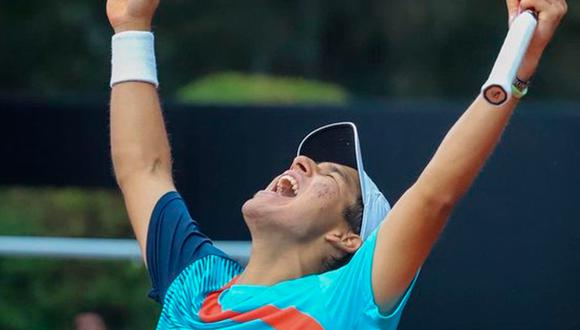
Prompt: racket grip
<box><xmin>481</xmin><ymin>10</ymin><xmax>538</xmax><ymax>105</ymax></box>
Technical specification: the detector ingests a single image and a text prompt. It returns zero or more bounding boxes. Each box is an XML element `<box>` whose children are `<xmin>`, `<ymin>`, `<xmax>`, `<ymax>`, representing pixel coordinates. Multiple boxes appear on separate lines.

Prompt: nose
<box><xmin>291</xmin><ymin>155</ymin><xmax>316</xmax><ymax>177</ymax></box>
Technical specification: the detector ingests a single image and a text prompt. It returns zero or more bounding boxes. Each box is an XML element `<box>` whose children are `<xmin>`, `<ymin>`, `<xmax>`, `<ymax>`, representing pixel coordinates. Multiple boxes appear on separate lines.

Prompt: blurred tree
<box><xmin>0</xmin><ymin>1</ymin><xmax>578</xmax><ymax>100</ymax></box>
<box><xmin>176</xmin><ymin>72</ymin><xmax>348</xmax><ymax>105</ymax></box>
<box><xmin>0</xmin><ymin>187</ymin><xmax>157</xmax><ymax>330</ymax></box>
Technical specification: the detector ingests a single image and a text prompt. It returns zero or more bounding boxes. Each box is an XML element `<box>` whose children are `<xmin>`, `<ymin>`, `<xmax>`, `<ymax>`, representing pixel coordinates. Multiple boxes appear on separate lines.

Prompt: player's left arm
<box><xmin>371</xmin><ymin>0</ymin><xmax>567</xmax><ymax>313</ymax></box>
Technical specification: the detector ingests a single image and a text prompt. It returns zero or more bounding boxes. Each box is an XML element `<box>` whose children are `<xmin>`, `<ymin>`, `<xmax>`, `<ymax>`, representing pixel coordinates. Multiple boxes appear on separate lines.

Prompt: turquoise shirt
<box><xmin>147</xmin><ymin>192</ymin><xmax>418</xmax><ymax>329</ymax></box>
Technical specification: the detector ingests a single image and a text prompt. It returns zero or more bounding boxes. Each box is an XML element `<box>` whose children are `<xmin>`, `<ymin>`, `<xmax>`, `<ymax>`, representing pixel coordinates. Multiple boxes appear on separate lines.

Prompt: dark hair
<box><xmin>323</xmin><ymin>195</ymin><xmax>364</xmax><ymax>271</ymax></box>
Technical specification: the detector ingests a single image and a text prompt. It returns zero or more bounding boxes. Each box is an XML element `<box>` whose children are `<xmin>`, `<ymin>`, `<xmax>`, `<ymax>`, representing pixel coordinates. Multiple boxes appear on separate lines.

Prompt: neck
<box><xmin>236</xmin><ymin>236</ymin><xmax>324</xmax><ymax>286</ymax></box>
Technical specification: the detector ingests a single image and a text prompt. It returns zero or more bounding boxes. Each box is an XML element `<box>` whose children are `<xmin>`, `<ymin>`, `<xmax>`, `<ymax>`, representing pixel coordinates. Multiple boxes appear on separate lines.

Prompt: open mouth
<box><xmin>272</xmin><ymin>174</ymin><xmax>299</xmax><ymax>197</ymax></box>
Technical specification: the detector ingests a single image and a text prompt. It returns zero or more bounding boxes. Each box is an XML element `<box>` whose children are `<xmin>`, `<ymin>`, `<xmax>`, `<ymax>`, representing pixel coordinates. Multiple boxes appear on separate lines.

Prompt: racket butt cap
<box><xmin>482</xmin><ymin>84</ymin><xmax>509</xmax><ymax>105</ymax></box>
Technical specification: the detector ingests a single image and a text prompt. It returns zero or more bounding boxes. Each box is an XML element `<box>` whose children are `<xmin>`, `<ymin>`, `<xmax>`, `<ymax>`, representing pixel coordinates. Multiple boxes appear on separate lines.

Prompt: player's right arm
<box><xmin>107</xmin><ymin>0</ymin><xmax>175</xmax><ymax>260</ymax></box>
<box><xmin>371</xmin><ymin>0</ymin><xmax>566</xmax><ymax>314</ymax></box>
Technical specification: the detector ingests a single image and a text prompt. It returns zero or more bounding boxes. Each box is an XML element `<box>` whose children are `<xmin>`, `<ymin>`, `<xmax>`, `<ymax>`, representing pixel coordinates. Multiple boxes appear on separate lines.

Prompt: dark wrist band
<box><xmin>512</xmin><ymin>76</ymin><xmax>530</xmax><ymax>99</ymax></box>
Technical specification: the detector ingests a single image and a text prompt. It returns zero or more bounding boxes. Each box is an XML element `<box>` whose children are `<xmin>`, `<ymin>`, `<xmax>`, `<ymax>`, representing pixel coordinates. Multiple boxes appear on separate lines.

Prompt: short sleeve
<box><xmin>145</xmin><ymin>191</ymin><xmax>236</xmax><ymax>304</ymax></box>
<box><xmin>322</xmin><ymin>226</ymin><xmax>419</xmax><ymax>329</ymax></box>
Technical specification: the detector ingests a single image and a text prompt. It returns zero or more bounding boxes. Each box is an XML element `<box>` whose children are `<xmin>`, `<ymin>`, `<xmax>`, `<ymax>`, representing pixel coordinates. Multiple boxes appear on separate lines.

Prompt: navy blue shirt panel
<box><xmin>146</xmin><ymin>191</ymin><xmax>233</xmax><ymax>304</ymax></box>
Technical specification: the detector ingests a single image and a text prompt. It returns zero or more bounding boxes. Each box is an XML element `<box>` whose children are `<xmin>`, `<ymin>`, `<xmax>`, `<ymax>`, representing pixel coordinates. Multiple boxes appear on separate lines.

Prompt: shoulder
<box><xmin>146</xmin><ymin>191</ymin><xmax>241</xmax><ymax>303</ymax></box>
<box><xmin>161</xmin><ymin>255</ymin><xmax>243</xmax><ymax>313</ymax></box>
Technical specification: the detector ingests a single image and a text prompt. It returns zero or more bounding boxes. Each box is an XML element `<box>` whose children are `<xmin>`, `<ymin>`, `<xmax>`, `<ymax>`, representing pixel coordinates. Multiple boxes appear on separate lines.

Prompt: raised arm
<box><xmin>372</xmin><ymin>0</ymin><xmax>567</xmax><ymax>312</ymax></box>
<box><xmin>107</xmin><ymin>0</ymin><xmax>175</xmax><ymax>259</ymax></box>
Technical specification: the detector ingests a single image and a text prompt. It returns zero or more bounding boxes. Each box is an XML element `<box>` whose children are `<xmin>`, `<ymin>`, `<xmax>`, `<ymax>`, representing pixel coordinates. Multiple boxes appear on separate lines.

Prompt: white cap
<box><xmin>297</xmin><ymin>122</ymin><xmax>391</xmax><ymax>241</ymax></box>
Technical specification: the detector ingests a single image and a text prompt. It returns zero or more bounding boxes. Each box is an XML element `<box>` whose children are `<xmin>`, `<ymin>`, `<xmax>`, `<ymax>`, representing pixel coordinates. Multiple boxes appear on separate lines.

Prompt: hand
<box><xmin>506</xmin><ymin>0</ymin><xmax>567</xmax><ymax>80</ymax></box>
<box><xmin>106</xmin><ymin>0</ymin><xmax>160</xmax><ymax>33</ymax></box>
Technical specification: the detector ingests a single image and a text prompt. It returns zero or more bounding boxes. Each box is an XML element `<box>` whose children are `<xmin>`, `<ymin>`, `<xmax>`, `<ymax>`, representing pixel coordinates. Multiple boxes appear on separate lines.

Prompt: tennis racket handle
<box><xmin>481</xmin><ymin>10</ymin><xmax>538</xmax><ymax>105</ymax></box>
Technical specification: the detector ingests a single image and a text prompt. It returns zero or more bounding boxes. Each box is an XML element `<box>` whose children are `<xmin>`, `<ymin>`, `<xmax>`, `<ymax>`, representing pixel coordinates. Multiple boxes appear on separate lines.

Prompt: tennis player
<box><xmin>107</xmin><ymin>0</ymin><xmax>566</xmax><ymax>328</ymax></box>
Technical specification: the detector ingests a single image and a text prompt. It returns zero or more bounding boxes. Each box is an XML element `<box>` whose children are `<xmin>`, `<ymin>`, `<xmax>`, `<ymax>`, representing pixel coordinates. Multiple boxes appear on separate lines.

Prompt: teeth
<box><xmin>276</xmin><ymin>175</ymin><xmax>299</xmax><ymax>196</ymax></box>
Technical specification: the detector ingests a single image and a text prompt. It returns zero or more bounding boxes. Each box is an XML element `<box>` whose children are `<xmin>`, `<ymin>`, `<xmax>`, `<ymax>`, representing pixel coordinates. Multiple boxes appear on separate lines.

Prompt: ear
<box><xmin>325</xmin><ymin>231</ymin><xmax>362</xmax><ymax>254</ymax></box>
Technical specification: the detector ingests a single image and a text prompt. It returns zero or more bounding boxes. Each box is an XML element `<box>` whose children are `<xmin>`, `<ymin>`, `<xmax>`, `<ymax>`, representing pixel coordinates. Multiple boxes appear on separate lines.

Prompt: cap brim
<box><xmin>297</xmin><ymin>122</ymin><xmax>391</xmax><ymax>241</ymax></box>
<box><xmin>297</xmin><ymin>122</ymin><xmax>361</xmax><ymax>171</ymax></box>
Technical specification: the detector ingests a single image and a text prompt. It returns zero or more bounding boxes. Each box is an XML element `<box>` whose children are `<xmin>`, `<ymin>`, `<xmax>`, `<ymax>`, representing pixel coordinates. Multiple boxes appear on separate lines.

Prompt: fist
<box><xmin>106</xmin><ymin>0</ymin><xmax>160</xmax><ymax>33</ymax></box>
<box><xmin>506</xmin><ymin>0</ymin><xmax>568</xmax><ymax>79</ymax></box>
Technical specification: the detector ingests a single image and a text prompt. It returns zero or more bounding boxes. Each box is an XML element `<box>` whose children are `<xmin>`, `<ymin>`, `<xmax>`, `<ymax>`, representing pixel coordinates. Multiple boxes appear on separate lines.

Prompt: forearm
<box><xmin>372</xmin><ymin>0</ymin><xmax>566</xmax><ymax>312</ymax></box>
<box><xmin>414</xmin><ymin>95</ymin><xmax>518</xmax><ymax>203</ymax></box>
<box><xmin>413</xmin><ymin>0</ymin><xmax>568</xmax><ymax>204</ymax></box>
<box><xmin>106</xmin><ymin>0</ymin><xmax>173</xmax><ymax>256</ymax></box>
<box><xmin>110</xmin><ymin>82</ymin><xmax>172</xmax><ymax>187</ymax></box>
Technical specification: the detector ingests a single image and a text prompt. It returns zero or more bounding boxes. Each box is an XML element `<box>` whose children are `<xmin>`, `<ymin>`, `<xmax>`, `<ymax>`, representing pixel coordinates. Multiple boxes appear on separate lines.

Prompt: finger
<box><xmin>523</xmin><ymin>0</ymin><xmax>564</xmax><ymax>23</ymax></box>
<box><xmin>562</xmin><ymin>0</ymin><xmax>568</xmax><ymax>13</ymax></box>
<box><xmin>555</xmin><ymin>0</ymin><xmax>568</xmax><ymax>17</ymax></box>
<box><xmin>520</xmin><ymin>0</ymin><xmax>566</xmax><ymax>48</ymax></box>
<box><xmin>520</xmin><ymin>0</ymin><xmax>554</xmax><ymax>15</ymax></box>
<box><xmin>506</xmin><ymin>0</ymin><xmax>521</xmax><ymax>24</ymax></box>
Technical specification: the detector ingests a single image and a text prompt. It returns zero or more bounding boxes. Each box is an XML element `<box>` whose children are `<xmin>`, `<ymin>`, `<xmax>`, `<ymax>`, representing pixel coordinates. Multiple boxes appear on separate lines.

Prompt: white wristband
<box><xmin>110</xmin><ymin>31</ymin><xmax>159</xmax><ymax>87</ymax></box>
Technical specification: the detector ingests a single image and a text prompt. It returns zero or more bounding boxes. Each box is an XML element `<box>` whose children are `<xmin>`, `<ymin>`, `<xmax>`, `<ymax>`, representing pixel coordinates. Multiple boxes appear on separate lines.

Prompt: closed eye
<box><xmin>325</xmin><ymin>171</ymin><xmax>343</xmax><ymax>185</ymax></box>
<box><xmin>318</xmin><ymin>162</ymin><xmax>345</xmax><ymax>183</ymax></box>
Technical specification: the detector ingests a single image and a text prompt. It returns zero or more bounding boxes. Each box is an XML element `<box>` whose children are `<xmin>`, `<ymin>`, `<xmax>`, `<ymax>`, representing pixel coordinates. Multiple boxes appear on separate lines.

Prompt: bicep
<box><xmin>372</xmin><ymin>185</ymin><xmax>453</xmax><ymax>312</ymax></box>
<box><xmin>120</xmin><ymin>171</ymin><xmax>175</xmax><ymax>260</ymax></box>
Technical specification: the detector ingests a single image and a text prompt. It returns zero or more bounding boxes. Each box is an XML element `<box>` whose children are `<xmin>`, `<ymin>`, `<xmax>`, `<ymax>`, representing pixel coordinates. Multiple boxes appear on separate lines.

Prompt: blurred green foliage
<box><xmin>0</xmin><ymin>1</ymin><xmax>578</xmax><ymax>100</ymax></box>
<box><xmin>176</xmin><ymin>72</ymin><xmax>348</xmax><ymax>105</ymax></box>
<box><xmin>0</xmin><ymin>187</ymin><xmax>158</xmax><ymax>329</ymax></box>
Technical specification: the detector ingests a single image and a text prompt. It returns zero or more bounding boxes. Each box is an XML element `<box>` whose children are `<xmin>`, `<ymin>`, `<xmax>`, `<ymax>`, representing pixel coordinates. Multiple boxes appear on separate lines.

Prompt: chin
<box><xmin>241</xmin><ymin>192</ymin><xmax>295</xmax><ymax>234</ymax></box>
<box><xmin>241</xmin><ymin>193</ymin><xmax>275</xmax><ymax>227</ymax></box>
<box><xmin>241</xmin><ymin>197</ymin><xmax>261</xmax><ymax>221</ymax></box>
<box><xmin>243</xmin><ymin>190</ymin><xmax>291</xmax><ymax>217</ymax></box>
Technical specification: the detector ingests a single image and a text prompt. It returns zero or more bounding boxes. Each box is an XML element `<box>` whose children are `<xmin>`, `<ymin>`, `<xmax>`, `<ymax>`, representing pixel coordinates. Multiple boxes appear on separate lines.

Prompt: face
<box><xmin>242</xmin><ymin>155</ymin><xmax>361</xmax><ymax>243</ymax></box>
